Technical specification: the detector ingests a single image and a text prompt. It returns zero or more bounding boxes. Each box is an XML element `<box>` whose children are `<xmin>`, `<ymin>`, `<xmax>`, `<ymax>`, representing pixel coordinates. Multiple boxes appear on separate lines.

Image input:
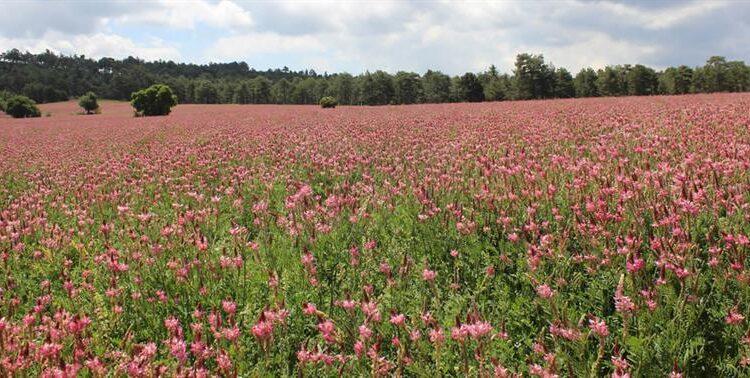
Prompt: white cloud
<box><xmin>0</xmin><ymin>32</ymin><xmax>181</xmax><ymax>61</ymax></box>
<box><xmin>523</xmin><ymin>32</ymin><xmax>660</xmax><ymax>71</ymax></box>
<box><xmin>0</xmin><ymin>0</ymin><xmax>747</xmax><ymax>74</ymax></box>
<box><xmin>269</xmin><ymin>0</ymin><xmax>410</xmax><ymax>33</ymax></box>
<box><xmin>113</xmin><ymin>0</ymin><xmax>253</xmax><ymax>30</ymax></box>
<box><xmin>594</xmin><ymin>0</ymin><xmax>730</xmax><ymax>30</ymax></box>
<box><xmin>197</xmin><ymin>0</ymin><xmax>736</xmax><ymax>74</ymax></box>
<box><xmin>209</xmin><ymin>33</ymin><xmax>325</xmax><ymax>57</ymax></box>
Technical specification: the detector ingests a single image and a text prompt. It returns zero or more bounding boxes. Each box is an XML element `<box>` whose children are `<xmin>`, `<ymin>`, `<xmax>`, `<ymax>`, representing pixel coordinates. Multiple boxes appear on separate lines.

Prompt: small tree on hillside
<box><xmin>131</xmin><ymin>84</ymin><xmax>178</xmax><ymax>116</ymax></box>
<box><xmin>78</xmin><ymin>91</ymin><xmax>99</xmax><ymax>114</ymax></box>
<box><xmin>4</xmin><ymin>95</ymin><xmax>41</xmax><ymax>118</ymax></box>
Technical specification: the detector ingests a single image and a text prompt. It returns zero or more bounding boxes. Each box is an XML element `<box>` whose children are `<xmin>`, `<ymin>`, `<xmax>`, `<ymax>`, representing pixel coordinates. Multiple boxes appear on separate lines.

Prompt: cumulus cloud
<box><xmin>594</xmin><ymin>0</ymin><xmax>730</xmax><ymax>30</ymax></box>
<box><xmin>0</xmin><ymin>0</ymin><xmax>252</xmax><ymax>37</ymax></box>
<box><xmin>522</xmin><ymin>32</ymin><xmax>660</xmax><ymax>72</ymax></box>
<box><xmin>0</xmin><ymin>1</ymin><xmax>127</xmax><ymax>38</ymax></box>
<box><xmin>209</xmin><ymin>33</ymin><xmax>324</xmax><ymax>57</ymax></box>
<box><xmin>113</xmin><ymin>0</ymin><xmax>253</xmax><ymax>30</ymax></box>
<box><xmin>0</xmin><ymin>0</ymin><xmax>747</xmax><ymax>74</ymax></box>
<box><xmin>206</xmin><ymin>0</ymin><xmax>744</xmax><ymax>73</ymax></box>
<box><xmin>0</xmin><ymin>32</ymin><xmax>181</xmax><ymax>61</ymax></box>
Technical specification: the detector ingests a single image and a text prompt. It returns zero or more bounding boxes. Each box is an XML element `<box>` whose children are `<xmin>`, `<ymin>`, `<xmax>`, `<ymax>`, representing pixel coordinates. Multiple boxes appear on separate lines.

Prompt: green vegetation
<box><xmin>456</xmin><ymin>72</ymin><xmax>485</xmax><ymax>102</ymax></box>
<box><xmin>319</xmin><ymin>96</ymin><xmax>337</xmax><ymax>108</ymax></box>
<box><xmin>130</xmin><ymin>84</ymin><xmax>178</xmax><ymax>116</ymax></box>
<box><xmin>0</xmin><ymin>89</ymin><xmax>11</xmax><ymax>112</ymax></box>
<box><xmin>1</xmin><ymin>49</ymin><xmax>749</xmax><ymax>106</ymax></box>
<box><xmin>3</xmin><ymin>94</ymin><xmax>41</xmax><ymax>118</ymax></box>
<box><xmin>78</xmin><ymin>91</ymin><xmax>99</xmax><ymax>114</ymax></box>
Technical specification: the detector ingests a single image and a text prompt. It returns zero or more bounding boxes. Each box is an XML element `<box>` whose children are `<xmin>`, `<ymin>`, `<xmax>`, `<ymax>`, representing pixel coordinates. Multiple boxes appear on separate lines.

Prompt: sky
<box><xmin>1</xmin><ymin>0</ymin><xmax>748</xmax><ymax>75</ymax></box>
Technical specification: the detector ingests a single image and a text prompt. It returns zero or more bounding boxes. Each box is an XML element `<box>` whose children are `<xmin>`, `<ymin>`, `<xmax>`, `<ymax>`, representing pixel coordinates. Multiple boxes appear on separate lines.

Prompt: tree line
<box><xmin>1</xmin><ymin>49</ymin><xmax>749</xmax><ymax>106</ymax></box>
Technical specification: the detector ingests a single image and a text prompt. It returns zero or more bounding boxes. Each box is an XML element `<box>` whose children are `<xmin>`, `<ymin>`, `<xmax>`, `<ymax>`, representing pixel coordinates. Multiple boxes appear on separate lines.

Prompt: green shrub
<box><xmin>319</xmin><ymin>96</ymin><xmax>338</xmax><ymax>108</ymax></box>
<box><xmin>78</xmin><ymin>91</ymin><xmax>99</xmax><ymax>114</ymax></box>
<box><xmin>4</xmin><ymin>95</ymin><xmax>41</xmax><ymax>118</ymax></box>
<box><xmin>131</xmin><ymin>84</ymin><xmax>178</xmax><ymax>116</ymax></box>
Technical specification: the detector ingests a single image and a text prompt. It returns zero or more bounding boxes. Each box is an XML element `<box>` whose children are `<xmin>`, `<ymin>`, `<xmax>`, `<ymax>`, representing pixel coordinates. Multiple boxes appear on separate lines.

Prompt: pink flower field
<box><xmin>1</xmin><ymin>94</ymin><xmax>750</xmax><ymax>376</ymax></box>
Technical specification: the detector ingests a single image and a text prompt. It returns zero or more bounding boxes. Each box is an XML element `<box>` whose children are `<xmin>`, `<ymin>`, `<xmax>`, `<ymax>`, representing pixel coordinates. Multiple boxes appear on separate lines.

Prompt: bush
<box><xmin>131</xmin><ymin>84</ymin><xmax>178</xmax><ymax>116</ymax></box>
<box><xmin>4</xmin><ymin>95</ymin><xmax>41</xmax><ymax>118</ymax></box>
<box><xmin>78</xmin><ymin>92</ymin><xmax>99</xmax><ymax>114</ymax></box>
<box><xmin>319</xmin><ymin>96</ymin><xmax>338</xmax><ymax>108</ymax></box>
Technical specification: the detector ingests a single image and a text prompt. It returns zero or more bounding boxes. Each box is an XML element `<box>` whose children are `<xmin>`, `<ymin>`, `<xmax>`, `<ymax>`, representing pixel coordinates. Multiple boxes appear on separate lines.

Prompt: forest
<box><xmin>1</xmin><ymin>48</ymin><xmax>749</xmax><ymax>105</ymax></box>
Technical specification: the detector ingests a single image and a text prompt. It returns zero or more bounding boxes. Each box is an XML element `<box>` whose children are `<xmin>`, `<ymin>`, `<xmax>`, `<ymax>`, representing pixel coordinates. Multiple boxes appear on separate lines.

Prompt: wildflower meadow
<box><xmin>1</xmin><ymin>94</ymin><xmax>749</xmax><ymax>376</ymax></box>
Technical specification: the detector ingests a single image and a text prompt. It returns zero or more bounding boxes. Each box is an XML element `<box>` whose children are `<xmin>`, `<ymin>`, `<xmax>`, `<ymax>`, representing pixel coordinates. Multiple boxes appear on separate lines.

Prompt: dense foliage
<box><xmin>1</xmin><ymin>49</ymin><xmax>749</xmax><ymax>106</ymax></box>
<box><xmin>1</xmin><ymin>95</ymin><xmax>749</xmax><ymax>376</ymax></box>
<box><xmin>77</xmin><ymin>92</ymin><xmax>99</xmax><ymax>114</ymax></box>
<box><xmin>3</xmin><ymin>94</ymin><xmax>41</xmax><ymax>118</ymax></box>
<box><xmin>0</xmin><ymin>89</ymin><xmax>11</xmax><ymax>112</ymax></box>
<box><xmin>130</xmin><ymin>84</ymin><xmax>178</xmax><ymax>116</ymax></box>
<box><xmin>319</xmin><ymin>96</ymin><xmax>337</xmax><ymax>108</ymax></box>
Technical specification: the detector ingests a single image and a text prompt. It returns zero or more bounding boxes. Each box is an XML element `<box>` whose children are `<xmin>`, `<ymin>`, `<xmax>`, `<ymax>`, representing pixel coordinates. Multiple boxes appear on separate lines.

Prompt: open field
<box><xmin>1</xmin><ymin>94</ymin><xmax>750</xmax><ymax>376</ymax></box>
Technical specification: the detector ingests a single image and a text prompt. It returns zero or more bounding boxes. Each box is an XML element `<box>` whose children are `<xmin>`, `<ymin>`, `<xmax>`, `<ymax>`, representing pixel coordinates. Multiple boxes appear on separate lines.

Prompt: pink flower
<box><xmin>354</xmin><ymin>341</ymin><xmax>365</xmax><ymax>357</ymax></box>
<box><xmin>216</xmin><ymin>352</ymin><xmax>233</xmax><ymax>371</ymax></box>
<box><xmin>614</xmin><ymin>280</ymin><xmax>636</xmax><ymax>314</ymax></box>
<box><xmin>317</xmin><ymin>320</ymin><xmax>337</xmax><ymax>343</ymax></box>
<box><xmin>452</xmin><ymin>321</ymin><xmax>494</xmax><ymax>341</ymax></box>
<box><xmin>726</xmin><ymin>308</ymin><xmax>745</xmax><ymax>325</ymax></box>
<box><xmin>409</xmin><ymin>329</ymin><xmax>422</xmax><ymax>341</ymax></box>
<box><xmin>429</xmin><ymin>328</ymin><xmax>445</xmax><ymax>344</ymax></box>
<box><xmin>164</xmin><ymin>316</ymin><xmax>181</xmax><ymax>333</ymax></box>
<box><xmin>303</xmin><ymin>302</ymin><xmax>318</xmax><ymax>315</ymax></box>
<box><xmin>379</xmin><ymin>262</ymin><xmax>392</xmax><ymax>275</ymax></box>
<box><xmin>422</xmin><ymin>268</ymin><xmax>437</xmax><ymax>282</ymax></box>
<box><xmin>169</xmin><ymin>338</ymin><xmax>188</xmax><ymax>363</ymax></box>
<box><xmin>38</xmin><ymin>343</ymin><xmax>63</xmax><ymax>360</ymax></box>
<box><xmin>362</xmin><ymin>301</ymin><xmax>381</xmax><ymax>322</ymax></box>
<box><xmin>251</xmin><ymin>321</ymin><xmax>273</xmax><ymax>342</ymax></box>
<box><xmin>85</xmin><ymin>358</ymin><xmax>106</xmax><ymax>375</ymax></box>
<box><xmin>390</xmin><ymin>313</ymin><xmax>406</xmax><ymax>326</ymax></box>
<box><xmin>614</xmin><ymin>292</ymin><xmax>636</xmax><ymax>314</ymax></box>
<box><xmin>611</xmin><ymin>354</ymin><xmax>629</xmax><ymax>371</ymax></box>
<box><xmin>301</xmin><ymin>251</ymin><xmax>315</xmax><ymax>266</ymax></box>
<box><xmin>222</xmin><ymin>300</ymin><xmax>237</xmax><ymax>315</ymax></box>
<box><xmin>536</xmin><ymin>284</ymin><xmax>555</xmax><ymax>299</ymax></box>
<box><xmin>223</xmin><ymin>325</ymin><xmax>240</xmax><ymax>341</ymax></box>
<box><xmin>140</xmin><ymin>342</ymin><xmax>158</xmax><ymax>359</ymax></box>
<box><xmin>359</xmin><ymin>324</ymin><xmax>373</xmax><ymax>340</ymax></box>
<box><xmin>626</xmin><ymin>256</ymin><xmax>644</xmax><ymax>273</ymax></box>
<box><xmin>588</xmin><ymin>317</ymin><xmax>609</xmax><ymax>338</ymax></box>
